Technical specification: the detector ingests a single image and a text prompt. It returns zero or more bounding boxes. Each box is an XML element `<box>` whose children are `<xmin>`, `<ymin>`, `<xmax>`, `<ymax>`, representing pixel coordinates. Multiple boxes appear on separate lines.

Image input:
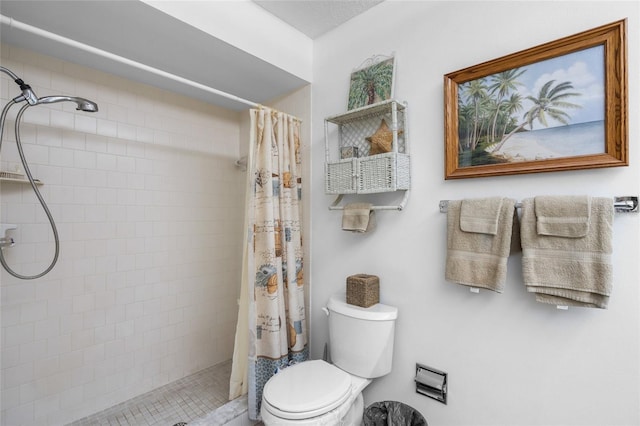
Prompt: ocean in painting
<box><xmin>493</xmin><ymin>120</ymin><xmax>605</xmax><ymax>162</ymax></box>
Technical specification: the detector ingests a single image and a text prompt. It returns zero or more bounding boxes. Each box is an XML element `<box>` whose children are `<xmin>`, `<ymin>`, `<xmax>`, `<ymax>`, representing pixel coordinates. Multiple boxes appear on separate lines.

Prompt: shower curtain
<box><xmin>229</xmin><ymin>107</ymin><xmax>308</xmax><ymax>420</ymax></box>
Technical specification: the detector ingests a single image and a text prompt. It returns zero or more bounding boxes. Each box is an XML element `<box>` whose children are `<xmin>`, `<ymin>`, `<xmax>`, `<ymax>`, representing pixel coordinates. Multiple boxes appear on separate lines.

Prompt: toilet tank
<box><xmin>326</xmin><ymin>292</ymin><xmax>398</xmax><ymax>378</ymax></box>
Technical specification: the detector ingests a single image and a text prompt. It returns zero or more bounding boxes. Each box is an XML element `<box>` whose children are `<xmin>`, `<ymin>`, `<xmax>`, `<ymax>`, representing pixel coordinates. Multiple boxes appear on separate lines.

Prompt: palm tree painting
<box><xmin>348</xmin><ymin>56</ymin><xmax>395</xmax><ymax>110</ymax></box>
<box><xmin>456</xmin><ymin>45</ymin><xmax>605</xmax><ymax>167</ymax></box>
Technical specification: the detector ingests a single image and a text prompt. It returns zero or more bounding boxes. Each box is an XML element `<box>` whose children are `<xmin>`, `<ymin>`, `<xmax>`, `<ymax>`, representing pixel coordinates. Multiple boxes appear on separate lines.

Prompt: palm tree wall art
<box><xmin>457</xmin><ymin>53</ymin><xmax>589</xmax><ymax>166</ymax></box>
<box><xmin>348</xmin><ymin>55</ymin><xmax>395</xmax><ymax>110</ymax></box>
<box><xmin>444</xmin><ymin>20</ymin><xmax>627</xmax><ymax>179</ymax></box>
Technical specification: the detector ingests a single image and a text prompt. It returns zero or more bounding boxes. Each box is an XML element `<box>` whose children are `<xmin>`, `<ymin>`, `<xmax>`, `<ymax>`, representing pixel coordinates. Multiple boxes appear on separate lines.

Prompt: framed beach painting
<box><xmin>444</xmin><ymin>20</ymin><xmax>627</xmax><ymax>179</ymax></box>
<box><xmin>348</xmin><ymin>54</ymin><xmax>395</xmax><ymax>110</ymax></box>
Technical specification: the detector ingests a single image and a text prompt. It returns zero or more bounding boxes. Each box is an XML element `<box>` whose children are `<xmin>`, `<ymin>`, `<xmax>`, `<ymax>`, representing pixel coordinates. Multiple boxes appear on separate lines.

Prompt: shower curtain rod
<box><xmin>0</xmin><ymin>14</ymin><xmax>260</xmax><ymax>109</ymax></box>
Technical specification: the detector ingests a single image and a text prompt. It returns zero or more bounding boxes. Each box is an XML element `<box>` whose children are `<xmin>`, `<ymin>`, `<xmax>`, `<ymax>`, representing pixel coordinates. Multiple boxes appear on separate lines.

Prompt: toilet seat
<box><xmin>262</xmin><ymin>360</ymin><xmax>352</xmax><ymax>420</ymax></box>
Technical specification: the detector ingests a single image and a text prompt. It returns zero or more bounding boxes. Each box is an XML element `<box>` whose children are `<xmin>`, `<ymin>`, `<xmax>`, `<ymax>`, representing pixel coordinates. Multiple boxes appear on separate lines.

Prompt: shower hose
<box><xmin>0</xmin><ymin>98</ymin><xmax>60</xmax><ymax>279</ymax></box>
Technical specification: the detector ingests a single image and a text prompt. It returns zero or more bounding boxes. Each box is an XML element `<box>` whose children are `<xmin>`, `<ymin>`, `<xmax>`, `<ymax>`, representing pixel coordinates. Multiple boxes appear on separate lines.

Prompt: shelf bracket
<box><xmin>329</xmin><ymin>194</ymin><xmax>346</xmax><ymax>210</ymax></box>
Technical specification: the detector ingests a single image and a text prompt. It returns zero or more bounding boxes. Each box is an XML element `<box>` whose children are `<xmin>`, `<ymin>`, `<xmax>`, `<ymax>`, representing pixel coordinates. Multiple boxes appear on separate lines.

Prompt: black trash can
<box><xmin>363</xmin><ymin>401</ymin><xmax>428</xmax><ymax>426</ymax></box>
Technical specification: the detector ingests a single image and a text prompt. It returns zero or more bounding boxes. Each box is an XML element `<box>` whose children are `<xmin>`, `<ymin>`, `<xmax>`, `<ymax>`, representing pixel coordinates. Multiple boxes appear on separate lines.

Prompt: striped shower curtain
<box><xmin>229</xmin><ymin>107</ymin><xmax>308</xmax><ymax>420</ymax></box>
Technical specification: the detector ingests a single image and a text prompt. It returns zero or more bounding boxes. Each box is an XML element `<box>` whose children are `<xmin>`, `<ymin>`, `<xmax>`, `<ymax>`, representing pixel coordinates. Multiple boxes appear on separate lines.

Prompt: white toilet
<box><xmin>261</xmin><ymin>292</ymin><xmax>398</xmax><ymax>425</ymax></box>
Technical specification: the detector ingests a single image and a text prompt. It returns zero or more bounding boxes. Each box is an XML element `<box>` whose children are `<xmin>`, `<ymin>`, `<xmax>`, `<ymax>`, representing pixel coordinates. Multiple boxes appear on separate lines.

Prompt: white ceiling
<box><xmin>0</xmin><ymin>1</ymin><xmax>383</xmax><ymax>110</ymax></box>
<box><xmin>254</xmin><ymin>0</ymin><xmax>384</xmax><ymax>39</ymax></box>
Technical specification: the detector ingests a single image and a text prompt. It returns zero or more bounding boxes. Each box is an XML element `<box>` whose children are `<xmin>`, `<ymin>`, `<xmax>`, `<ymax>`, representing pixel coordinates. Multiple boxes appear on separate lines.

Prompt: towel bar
<box><xmin>329</xmin><ymin>190</ymin><xmax>410</xmax><ymax>211</ymax></box>
<box><xmin>439</xmin><ymin>196</ymin><xmax>638</xmax><ymax>214</ymax></box>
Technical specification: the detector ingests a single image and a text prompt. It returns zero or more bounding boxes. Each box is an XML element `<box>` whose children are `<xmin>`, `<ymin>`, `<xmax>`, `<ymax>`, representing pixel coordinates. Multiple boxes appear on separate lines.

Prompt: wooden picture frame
<box><xmin>444</xmin><ymin>19</ymin><xmax>627</xmax><ymax>179</ymax></box>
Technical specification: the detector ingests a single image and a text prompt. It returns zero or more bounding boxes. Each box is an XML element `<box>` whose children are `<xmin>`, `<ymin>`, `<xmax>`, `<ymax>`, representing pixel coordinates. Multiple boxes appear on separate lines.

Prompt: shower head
<box><xmin>36</xmin><ymin>95</ymin><xmax>98</xmax><ymax>112</ymax></box>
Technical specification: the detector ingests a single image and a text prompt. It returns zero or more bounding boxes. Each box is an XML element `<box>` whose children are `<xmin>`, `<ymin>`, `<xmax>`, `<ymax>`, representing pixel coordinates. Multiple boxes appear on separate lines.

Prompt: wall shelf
<box><xmin>0</xmin><ymin>177</ymin><xmax>43</xmax><ymax>185</ymax></box>
<box><xmin>324</xmin><ymin>99</ymin><xmax>410</xmax><ymax>210</ymax></box>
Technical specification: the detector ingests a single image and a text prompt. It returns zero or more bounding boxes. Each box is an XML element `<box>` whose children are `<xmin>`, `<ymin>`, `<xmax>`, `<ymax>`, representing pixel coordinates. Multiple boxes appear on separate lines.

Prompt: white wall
<box><xmin>311</xmin><ymin>2</ymin><xmax>639</xmax><ymax>425</ymax></box>
<box><xmin>0</xmin><ymin>44</ymin><xmax>246</xmax><ymax>425</ymax></box>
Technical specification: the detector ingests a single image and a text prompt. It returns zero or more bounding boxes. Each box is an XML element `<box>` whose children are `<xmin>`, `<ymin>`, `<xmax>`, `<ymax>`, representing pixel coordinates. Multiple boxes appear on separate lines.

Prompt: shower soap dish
<box><xmin>0</xmin><ymin>170</ymin><xmax>25</xmax><ymax>180</ymax></box>
<box><xmin>0</xmin><ymin>170</ymin><xmax>42</xmax><ymax>185</ymax></box>
<box><xmin>346</xmin><ymin>274</ymin><xmax>379</xmax><ymax>308</ymax></box>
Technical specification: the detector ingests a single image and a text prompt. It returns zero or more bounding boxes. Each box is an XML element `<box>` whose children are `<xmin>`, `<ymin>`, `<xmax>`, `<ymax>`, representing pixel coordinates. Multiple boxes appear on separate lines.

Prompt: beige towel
<box><xmin>342</xmin><ymin>203</ymin><xmax>376</xmax><ymax>233</ymax></box>
<box><xmin>535</xmin><ymin>195</ymin><xmax>591</xmax><ymax>237</ymax></box>
<box><xmin>460</xmin><ymin>197</ymin><xmax>503</xmax><ymax>235</ymax></box>
<box><xmin>446</xmin><ymin>198</ymin><xmax>517</xmax><ymax>293</ymax></box>
<box><xmin>520</xmin><ymin>197</ymin><xmax>614</xmax><ymax>309</ymax></box>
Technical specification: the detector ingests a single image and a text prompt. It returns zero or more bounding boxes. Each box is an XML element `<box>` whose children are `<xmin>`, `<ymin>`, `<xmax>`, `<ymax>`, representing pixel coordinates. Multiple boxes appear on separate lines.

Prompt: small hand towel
<box><xmin>460</xmin><ymin>197</ymin><xmax>503</xmax><ymax>235</ymax></box>
<box><xmin>535</xmin><ymin>195</ymin><xmax>591</xmax><ymax>237</ymax></box>
<box><xmin>342</xmin><ymin>203</ymin><xmax>376</xmax><ymax>233</ymax></box>
<box><xmin>445</xmin><ymin>198</ymin><xmax>517</xmax><ymax>293</ymax></box>
<box><xmin>520</xmin><ymin>196</ymin><xmax>614</xmax><ymax>309</ymax></box>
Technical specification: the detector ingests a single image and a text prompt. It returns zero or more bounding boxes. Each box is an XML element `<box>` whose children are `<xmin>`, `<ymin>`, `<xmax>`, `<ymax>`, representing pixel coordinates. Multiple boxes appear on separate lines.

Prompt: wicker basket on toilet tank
<box><xmin>346</xmin><ymin>274</ymin><xmax>380</xmax><ymax>308</ymax></box>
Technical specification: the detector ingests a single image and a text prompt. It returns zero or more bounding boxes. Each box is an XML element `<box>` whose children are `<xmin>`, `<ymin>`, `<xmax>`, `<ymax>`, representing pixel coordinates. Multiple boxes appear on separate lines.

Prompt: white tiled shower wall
<box><xmin>1</xmin><ymin>44</ymin><xmax>245</xmax><ymax>425</ymax></box>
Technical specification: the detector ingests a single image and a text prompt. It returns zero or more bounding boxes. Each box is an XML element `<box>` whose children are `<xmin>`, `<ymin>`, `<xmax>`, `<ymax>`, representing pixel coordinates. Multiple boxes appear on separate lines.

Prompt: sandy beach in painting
<box><xmin>492</xmin><ymin>120</ymin><xmax>605</xmax><ymax>162</ymax></box>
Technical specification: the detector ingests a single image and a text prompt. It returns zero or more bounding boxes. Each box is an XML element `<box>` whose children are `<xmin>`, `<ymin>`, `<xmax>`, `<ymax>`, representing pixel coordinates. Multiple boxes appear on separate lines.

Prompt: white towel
<box><xmin>446</xmin><ymin>198</ymin><xmax>517</xmax><ymax>293</ymax></box>
<box><xmin>520</xmin><ymin>196</ymin><xmax>614</xmax><ymax>309</ymax></box>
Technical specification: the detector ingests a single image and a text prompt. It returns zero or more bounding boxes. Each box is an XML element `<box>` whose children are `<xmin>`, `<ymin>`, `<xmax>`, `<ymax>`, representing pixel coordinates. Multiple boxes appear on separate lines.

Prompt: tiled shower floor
<box><xmin>67</xmin><ymin>360</ymin><xmax>232</xmax><ymax>426</ymax></box>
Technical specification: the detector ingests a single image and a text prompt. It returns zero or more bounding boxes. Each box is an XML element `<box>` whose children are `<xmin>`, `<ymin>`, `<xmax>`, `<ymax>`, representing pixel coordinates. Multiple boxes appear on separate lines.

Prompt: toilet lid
<box><xmin>263</xmin><ymin>360</ymin><xmax>352</xmax><ymax>420</ymax></box>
